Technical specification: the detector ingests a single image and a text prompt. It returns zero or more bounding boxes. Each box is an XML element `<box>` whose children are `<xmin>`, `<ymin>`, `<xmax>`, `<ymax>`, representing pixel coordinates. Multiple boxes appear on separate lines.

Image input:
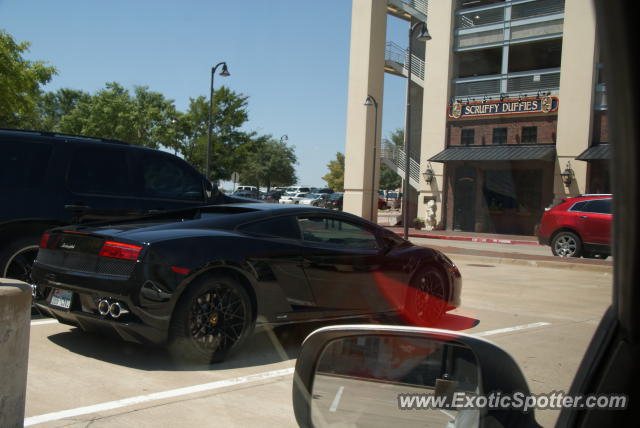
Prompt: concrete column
<box><xmin>554</xmin><ymin>0</ymin><xmax>597</xmax><ymax>199</ymax></box>
<box><xmin>343</xmin><ymin>0</ymin><xmax>387</xmax><ymax>222</ymax></box>
<box><xmin>0</xmin><ymin>279</ymin><xmax>32</xmax><ymax>428</ymax></box>
<box><xmin>418</xmin><ymin>0</ymin><xmax>455</xmax><ymax>227</ymax></box>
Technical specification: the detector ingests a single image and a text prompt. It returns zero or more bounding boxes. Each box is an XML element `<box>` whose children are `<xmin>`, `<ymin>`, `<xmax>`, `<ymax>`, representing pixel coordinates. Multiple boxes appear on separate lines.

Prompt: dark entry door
<box><xmin>453</xmin><ymin>166</ymin><xmax>476</xmax><ymax>231</ymax></box>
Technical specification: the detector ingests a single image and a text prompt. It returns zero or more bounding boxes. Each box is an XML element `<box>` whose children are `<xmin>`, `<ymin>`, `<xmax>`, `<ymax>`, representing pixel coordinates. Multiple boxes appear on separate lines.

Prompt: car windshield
<box><xmin>1</xmin><ymin>1</ymin><xmax>616</xmax><ymax>427</ymax></box>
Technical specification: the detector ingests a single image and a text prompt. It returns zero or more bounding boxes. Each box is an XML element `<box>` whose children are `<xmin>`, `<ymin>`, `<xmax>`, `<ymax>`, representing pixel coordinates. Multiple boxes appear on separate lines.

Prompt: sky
<box><xmin>1</xmin><ymin>0</ymin><xmax>409</xmax><ymax>188</ymax></box>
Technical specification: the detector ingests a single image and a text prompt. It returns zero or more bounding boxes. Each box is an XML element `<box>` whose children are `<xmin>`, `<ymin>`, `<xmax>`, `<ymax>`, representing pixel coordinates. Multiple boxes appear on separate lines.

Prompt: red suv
<box><xmin>537</xmin><ymin>194</ymin><xmax>612</xmax><ymax>258</ymax></box>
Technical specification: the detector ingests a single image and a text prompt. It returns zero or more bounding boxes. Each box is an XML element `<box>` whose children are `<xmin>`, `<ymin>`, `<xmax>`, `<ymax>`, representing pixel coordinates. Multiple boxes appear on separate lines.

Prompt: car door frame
<box><xmin>295</xmin><ymin>212</ymin><xmax>402</xmax><ymax>316</ymax></box>
<box><xmin>556</xmin><ymin>2</ymin><xmax>640</xmax><ymax>426</ymax></box>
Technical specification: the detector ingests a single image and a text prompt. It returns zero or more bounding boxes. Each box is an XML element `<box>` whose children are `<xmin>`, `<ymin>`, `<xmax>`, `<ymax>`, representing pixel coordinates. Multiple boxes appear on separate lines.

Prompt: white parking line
<box><xmin>24</xmin><ymin>321</ymin><xmax>551</xmax><ymax>426</ymax></box>
<box><xmin>329</xmin><ymin>385</ymin><xmax>345</xmax><ymax>412</ymax></box>
<box><xmin>24</xmin><ymin>367</ymin><xmax>294</xmax><ymax>426</ymax></box>
<box><xmin>30</xmin><ymin>319</ymin><xmax>58</xmax><ymax>326</ymax></box>
<box><xmin>473</xmin><ymin>322</ymin><xmax>551</xmax><ymax>337</ymax></box>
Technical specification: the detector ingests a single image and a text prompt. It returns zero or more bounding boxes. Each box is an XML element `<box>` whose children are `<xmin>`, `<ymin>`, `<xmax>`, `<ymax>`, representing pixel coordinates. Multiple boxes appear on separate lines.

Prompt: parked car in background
<box><xmin>316</xmin><ymin>188</ymin><xmax>334</xmax><ymax>194</ymax></box>
<box><xmin>32</xmin><ymin>203</ymin><xmax>461</xmax><ymax>363</ymax></box>
<box><xmin>323</xmin><ymin>192</ymin><xmax>343</xmax><ymax>210</ymax></box>
<box><xmin>298</xmin><ymin>193</ymin><xmax>329</xmax><ymax>206</ymax></box>
<box><xmin>236</xmin><ymin>185</ymin><xmax>257</xmax><ymax>193</ymax></box>
<box><xmin>285</xmin><ymin>186</ymin><xmax>312</xmax><ymax>194</ymax></box>
<box><xmin>279</xmin><ymin>192</ymin><xmax>309</xmax><ymax>204</ymax></box>
<box><xmin>0</xmin><ymin>129</ymin><xmax>248</xmax><ymax>288</ymax></box>
<box><xmin>378</xmin><ymin>195</ymin><xmax>388</xmax><ymax>210</ymax></box>
<box><xmin>537</xmin><ymin>194</ymin><xmax>612</xmax><ymax>258</ymax></box>
<box><xmin>263</xmin><ymin>190</ymin><xmax>283</xmax><ymax>202</ymax></box>
<box><xmin>232</xmin><ymin>190</ymin><xmax>260</xmax><ymax>200</ymax></box>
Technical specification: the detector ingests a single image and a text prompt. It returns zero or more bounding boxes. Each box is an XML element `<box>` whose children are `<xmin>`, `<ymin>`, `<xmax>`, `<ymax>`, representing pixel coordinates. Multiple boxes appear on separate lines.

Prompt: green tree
<box><xmin>0</xmin><ymin>30</ymin><xmax>57</xmax><ymax>128</ymax></box>
<box><xmin>56</xmin><ymin>82</ymin><xmax>177</xmax><ymax>149</ymax></box>
<box><xmin>35</xmin><ymin>88</ymin><xmax>90</xmax><ymax>131</ymax></box>
<box><xmin>323</xmin><ymin>152</ymin><xmax>345</xmax><ymax>192</ymax></box>
<box><xmin>172</xmin><ymin>87</ymin><xmax>256</xmax><ymax>182</ymax></box>
<box><xmin>379</xmin><ymin>128</ymin><xmax>404</xmax><ymax>191</ymax></box>
<box><xmin>238</xmin><ymin>137</ymin><xmax>298</xmax><ymax>191</ymax></box>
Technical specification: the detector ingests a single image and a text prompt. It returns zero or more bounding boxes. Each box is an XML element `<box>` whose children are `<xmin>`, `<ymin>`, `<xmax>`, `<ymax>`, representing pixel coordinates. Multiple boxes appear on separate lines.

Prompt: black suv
<box><xmin>0</xmin><ymin>129</ymin><xmax>239</xmax><ymax>285</ymax></box>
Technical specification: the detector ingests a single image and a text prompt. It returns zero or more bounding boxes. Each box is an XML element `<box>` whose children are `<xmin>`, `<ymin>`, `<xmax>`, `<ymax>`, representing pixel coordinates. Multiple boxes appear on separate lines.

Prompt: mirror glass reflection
<box><xmin>311</xmin><ymin>334</ymin><xmax>481</xmax><ymax>427</ymax></box>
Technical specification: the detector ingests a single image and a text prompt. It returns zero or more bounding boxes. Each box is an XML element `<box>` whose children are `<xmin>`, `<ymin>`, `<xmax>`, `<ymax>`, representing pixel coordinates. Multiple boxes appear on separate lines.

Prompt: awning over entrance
<box><xmin>576</xmin><ymin>143</ymin><xmax>611</xmax><ymax>161</ymax></box>
<box><xmin>429</xmin><ymin>144</ymin><xmax>556</xmax><ymax>162</ymax></box>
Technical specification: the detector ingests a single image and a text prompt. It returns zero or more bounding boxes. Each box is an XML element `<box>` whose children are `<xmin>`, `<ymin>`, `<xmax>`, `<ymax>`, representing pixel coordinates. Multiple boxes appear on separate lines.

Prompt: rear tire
<box><xmin>406</xmin><ymin>266</ymin><xmax>449</xmax><ymax>327</ymax></box>
<box><xmin>169</xmin><ymin>274</ymin><xmax>253</xmax><ymax>364</ymax></box>
<box><xmin>551</xmin><ymin>231</ymin><xmax>582</xmax><ymax>257</ymax></box>
<box><xmin>0</xmin><ymin>235</ymin><xmax>45</xmax><ymax>314</ymax></box>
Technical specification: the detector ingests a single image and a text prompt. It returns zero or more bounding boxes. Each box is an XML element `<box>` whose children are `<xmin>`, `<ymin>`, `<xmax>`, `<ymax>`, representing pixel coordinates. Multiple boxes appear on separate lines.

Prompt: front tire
<box><xmin>406</xmin><ymin>266</ymin><xmax>449</xmax><ymax>327</ymax></box>
<box><xmin>551</xmin><ymin>231</ymin><xmax>582</xmax><ymax>257</ymax></box>
<box><xmin>169</xmin><ymin>274</ymin><xmax>253</xmax><ymax>364</ymax></box>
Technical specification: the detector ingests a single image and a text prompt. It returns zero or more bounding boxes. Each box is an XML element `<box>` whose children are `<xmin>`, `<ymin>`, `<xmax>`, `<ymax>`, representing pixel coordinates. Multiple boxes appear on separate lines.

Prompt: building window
<box><xmin>522</xmin><ymin>127</ymin><xmax>537</xmax><ymax>143</ymax></box>
<box><xmin>492</xmin><ymin>128</ymin><xmax>507</xmax><ymax>145</ymax></box>
<box><xmin>461</xmin><ymin>129</ymin><xmax>475</xmax><ymax>145</ymax></box>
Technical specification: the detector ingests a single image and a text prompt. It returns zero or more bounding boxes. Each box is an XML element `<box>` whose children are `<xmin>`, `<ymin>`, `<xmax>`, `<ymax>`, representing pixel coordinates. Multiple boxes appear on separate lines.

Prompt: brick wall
<box><xmin>447</xmin><ymin>115</ymin><xmax>558</xmax><ymax>146</ymax></box>
<box><xmin>592</xmin><ymin>111</ymin><xmax>608</xmax><ymax>143</ymax></box>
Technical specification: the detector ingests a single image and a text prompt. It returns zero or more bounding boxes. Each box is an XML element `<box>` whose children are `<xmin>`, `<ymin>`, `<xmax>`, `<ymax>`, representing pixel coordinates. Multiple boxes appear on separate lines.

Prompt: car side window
<box><xmin>298</xmin><ymin>216</ymin><xmax>378</xmax><ymax>249</ymax></box>
<box><xmin>569</xmin><ymin>201</ymin><xmax>588</xmax><ymax>212</ymax></box>
<box><xmin>67</xmin><ymin>146</ymin><xmax>130</xmax><ymax>195</ymax></box>
<box><xmin>0</xmin><ymin>140</ymin><xmax>52</xmax><ymax>189</ymax></box>
<box><xmin>238</xmin><ymin>216</ymin><xmax>301</xmax><ymax>240</ymax></box>
<box><xmin>139</xmin><ymin>153</ymin><xmax>204</xmax><ymax>201</ymax></box>
<box><xmin>584</xmin><ymin>199</ymin><xmax>612</xmax><ymax>214</ymax></box>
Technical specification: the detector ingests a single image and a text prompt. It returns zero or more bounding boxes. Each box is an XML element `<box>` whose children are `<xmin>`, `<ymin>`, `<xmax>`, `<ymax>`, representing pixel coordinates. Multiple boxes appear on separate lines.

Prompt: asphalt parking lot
<box><xmin>24</xmin><ymin>251</ymin><xmax>612</xmax><ymax>427</ymax></box>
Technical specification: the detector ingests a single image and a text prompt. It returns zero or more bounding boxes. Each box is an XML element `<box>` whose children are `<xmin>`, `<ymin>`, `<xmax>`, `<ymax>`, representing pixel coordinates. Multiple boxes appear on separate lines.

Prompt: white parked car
<box><xmin>279</xmin><ymin>192</ymin><xmax>308</xmax><ymax>204</ymax></box>
<box><xmin>298</xmin><ymin>193</ymin><xmax>328</xmax><ymax>206</ymax></box>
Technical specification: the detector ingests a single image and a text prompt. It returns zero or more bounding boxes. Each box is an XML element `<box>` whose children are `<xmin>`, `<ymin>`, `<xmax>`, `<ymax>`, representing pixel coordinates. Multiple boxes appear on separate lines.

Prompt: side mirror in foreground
<box><xmin>292</xmin><ymin>325</ymin><xmax>541</xmax><ymax>428</ymax></box>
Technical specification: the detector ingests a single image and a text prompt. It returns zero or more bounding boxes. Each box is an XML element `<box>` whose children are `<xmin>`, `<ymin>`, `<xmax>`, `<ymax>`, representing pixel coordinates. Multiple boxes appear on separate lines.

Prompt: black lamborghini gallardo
<box><xmin>32</xmin><ymin>203</ymin><xmax>461</xmax><ymax>363</ymax></box>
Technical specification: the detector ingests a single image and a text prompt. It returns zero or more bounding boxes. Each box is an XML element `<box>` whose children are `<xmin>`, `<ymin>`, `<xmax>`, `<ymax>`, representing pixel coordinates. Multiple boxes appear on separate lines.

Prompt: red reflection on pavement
<box><xmin>372</xmin><ymin>271</ymin><xmax>478</xmax><ymax>331</ymax></box>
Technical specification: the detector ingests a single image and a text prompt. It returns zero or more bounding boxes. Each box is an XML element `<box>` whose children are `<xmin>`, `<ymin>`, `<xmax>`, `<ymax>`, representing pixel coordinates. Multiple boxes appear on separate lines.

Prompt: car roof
<box><xmin>565</xmin><ymin>194</ymin><xmax>612</xmax><ymax>202</ymax></box>
<box><xmin>0</xmin><ymin>128</ymin><xmax>169</xmax><ymax>154</ymax></box>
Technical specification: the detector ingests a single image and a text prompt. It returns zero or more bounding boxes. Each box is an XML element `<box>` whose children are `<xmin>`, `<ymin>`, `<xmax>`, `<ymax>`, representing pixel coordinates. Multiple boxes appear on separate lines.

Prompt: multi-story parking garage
<box><xmin>343</xmin><ymin>0</ymin><xmax>609</xmax><ymax>235</ymax></box>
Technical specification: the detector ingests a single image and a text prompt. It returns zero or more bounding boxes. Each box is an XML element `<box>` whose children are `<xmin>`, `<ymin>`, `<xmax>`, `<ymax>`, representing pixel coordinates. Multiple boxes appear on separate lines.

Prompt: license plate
<box><xmin>50</xmin><ymin>288</ymin><xmax>73</xmax><ymax>310</ymax></box>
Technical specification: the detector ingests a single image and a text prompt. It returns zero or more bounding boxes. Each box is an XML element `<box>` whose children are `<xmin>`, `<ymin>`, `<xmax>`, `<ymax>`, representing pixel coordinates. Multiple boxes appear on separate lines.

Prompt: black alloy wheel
<box><xmin>407</xmin><ymin>266</ymin><xmax>448</xmax><ymax>327</ymax></box>
<box><xmin>170</xmin><ymin>274</ymin><xmax>253</xmax><ymax>364</ymax></box>
<box><xmin>0</xmin><ymin>235</ymin><xmax>45</xmax><ymax>311</ymax></box>
<box><xmin>3</xmin><ymin>246</ymin><xmax>39</xmax><ymax>284</ymax></box>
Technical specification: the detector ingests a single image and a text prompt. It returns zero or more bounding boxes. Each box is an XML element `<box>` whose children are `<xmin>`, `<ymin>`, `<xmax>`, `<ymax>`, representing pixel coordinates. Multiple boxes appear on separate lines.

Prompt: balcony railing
<box><xmin>385</xmin><ymin>42</ymin><xmax>426</xmax><ymax>82</ymax></box>
<box><xmin>452</xmin><ymin>68</ymin><xmax>561</xmax><ymax>98</ymax></box>
<box><xmin>399</xmin><ymin>0</ymin><xmax>428</xmax><ymax>16</ymax></box>
<box><xmin>456</xmin><ymin>0</ymin><xmax>565</xmax><ymax>30</ymax></box>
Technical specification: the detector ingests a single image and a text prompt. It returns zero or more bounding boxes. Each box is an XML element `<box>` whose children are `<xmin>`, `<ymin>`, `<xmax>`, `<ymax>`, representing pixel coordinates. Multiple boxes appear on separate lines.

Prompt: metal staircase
<box><xmin>384</xmin><ymin>42</ymin><xmax>425</xmax><ymax>84</ymax></box>
<box><xmin>381</xmin><ymin>0</ymin><xmax>427</xmax><ymax>192</ymax></box>
<box><xmin>380</xmin><ymin>145</ymin><xmax>421</xmax><ymax>190</ymax></box>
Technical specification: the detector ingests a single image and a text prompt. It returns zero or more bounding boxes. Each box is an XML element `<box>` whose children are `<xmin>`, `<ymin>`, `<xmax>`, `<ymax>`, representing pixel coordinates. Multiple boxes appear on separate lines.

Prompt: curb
<box><xmin>447</xmin><ymin>253</ymin><xmax>613</xmax><ymax>273</ymax></box>
<box><xmin>395</xmin><ymin>231</ymin><xmax>542</xmax><ymax>246</ymax></box>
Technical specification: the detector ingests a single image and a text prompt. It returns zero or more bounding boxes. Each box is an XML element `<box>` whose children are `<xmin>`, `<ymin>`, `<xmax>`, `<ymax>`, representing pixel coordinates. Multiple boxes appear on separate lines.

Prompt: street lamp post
<box><xmin>402</xmin><ymin>22</ymin><xmax>431</xmax><ymax>240</ymax></box>
<box><xmin>364</xmin><ymin>95</ymin><xmax>379</xmax><ymax>222</ymax></box>
<box><xmin>206</xmin><ymin>62</ymin><xmax>230</xmax><ymax>181</ymax></box>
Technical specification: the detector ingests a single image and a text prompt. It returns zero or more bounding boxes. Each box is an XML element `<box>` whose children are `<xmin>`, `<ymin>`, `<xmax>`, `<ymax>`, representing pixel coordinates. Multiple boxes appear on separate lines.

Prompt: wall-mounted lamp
<box><xmin>561</xmin><ymin>161</ymin><xmax>575</xmax><ymax>186</ymax></box>
<box><xmin>423</xmin><ymin>163</ymin><xmax>435</xmax><ymax>184</ymax></box>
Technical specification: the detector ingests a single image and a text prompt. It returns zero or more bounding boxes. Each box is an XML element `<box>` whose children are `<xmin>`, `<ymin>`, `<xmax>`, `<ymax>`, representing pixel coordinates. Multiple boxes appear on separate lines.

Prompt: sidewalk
<box><xmin>420</xmin><ymin>241</ymin><xmax>612</xmax><ymax>271</ymax></box>
<box><xmin>384</xmin><ymin>227</ymin><xmax>541</xmax><ymax>246</ymax></box>
<box><xmin>378</xmin><ymin>209</ymin><xmax>540</xmax><ymax>245</ymax></box>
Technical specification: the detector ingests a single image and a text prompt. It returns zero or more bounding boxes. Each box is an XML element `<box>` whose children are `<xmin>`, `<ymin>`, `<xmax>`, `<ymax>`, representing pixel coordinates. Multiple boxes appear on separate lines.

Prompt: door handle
<box><xmin>65</xmin><ymin>204</ymin><xmax>91</xmax><ymax>211</ymax></box>
<box><xmin>579</xmin><ymin>215</ymin><xmax>589</xmax><ymax>219</ymax></box>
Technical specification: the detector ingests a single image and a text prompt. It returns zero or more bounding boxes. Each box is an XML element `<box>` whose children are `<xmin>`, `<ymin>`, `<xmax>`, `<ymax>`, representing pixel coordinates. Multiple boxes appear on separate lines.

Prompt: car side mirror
<box><xmin>292</xmin><ymin>325</ymin><xmax>541</xmax><ymax>428</ymax></box>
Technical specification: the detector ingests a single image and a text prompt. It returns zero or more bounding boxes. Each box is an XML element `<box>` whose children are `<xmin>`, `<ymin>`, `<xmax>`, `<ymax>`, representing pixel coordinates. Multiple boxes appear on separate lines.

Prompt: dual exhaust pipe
<box><xmin>97</xmin><ymin>299</ymin><xmax>129</xmax><ymax>319</ymax></box>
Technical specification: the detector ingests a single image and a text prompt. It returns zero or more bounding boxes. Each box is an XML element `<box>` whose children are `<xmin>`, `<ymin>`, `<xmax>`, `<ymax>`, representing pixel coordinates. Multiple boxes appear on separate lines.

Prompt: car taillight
<box><xmin>98</xmin><ymin>241</ymin><xmax>142</xmax><ymax>261</ymax></box>
<box><xmin>39</xmin><ymin>233</ymin><xmax>50</xmax><ymax>249</ymax></box>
